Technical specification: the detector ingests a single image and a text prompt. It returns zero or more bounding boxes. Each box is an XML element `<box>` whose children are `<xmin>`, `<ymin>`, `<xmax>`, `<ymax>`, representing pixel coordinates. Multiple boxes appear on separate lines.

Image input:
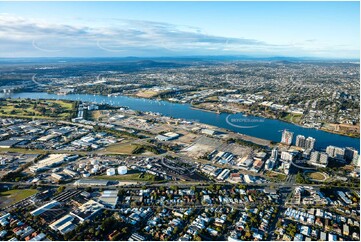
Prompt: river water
<box><xmin>6</xmin><ymin>92</ymin><xmax>360</xmax><ymax>151</ymax></box>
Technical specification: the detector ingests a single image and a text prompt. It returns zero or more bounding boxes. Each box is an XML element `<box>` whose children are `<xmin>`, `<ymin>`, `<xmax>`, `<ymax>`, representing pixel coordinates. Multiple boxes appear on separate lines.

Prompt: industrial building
<box><xmin>29</xmin><ymin>154</ymin><xmax>68</xmax><ymax>173</ymax></box>
<box><xmin>99</xmin><ymin>190</ymin><xmax>119</xmax><ymax>209</ymax></box>
<box><xmin>49</xmin><ymin>215</ymin><xmax>76</xmax><ymax>235</ymax></box>
<box><xmin>70</xmin><ymin>200</ymin><xmax>104</xmax><ymax>223</ymax></box>
<box><xmin>30</xmin><ymin>201</ymin><xmax>60</xmax><ymax>216</ymax></box>
<box><xmin>155</xmin><ymin>132</ymin><xmax>180</xmax><ymax>141</ymax></box>
<box><xmin>216</xmin><ymin>169</ymin><xmax>230</xmax><ymax>181</ymax></box>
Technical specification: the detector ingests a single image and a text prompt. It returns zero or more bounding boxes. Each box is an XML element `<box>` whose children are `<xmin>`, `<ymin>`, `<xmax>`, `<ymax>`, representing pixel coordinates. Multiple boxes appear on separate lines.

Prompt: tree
<box><xmin>56</xmin><ymin>186</ymin><xmax>65</xmax><ymax>194</ymax></box>
<box><xmin>216</xmin><ymin>185</ymin><xmax>222</xmax><ymax>192</ymax></box>
<box><xmin>88</xmin><ymin>228</ymin><xmax>95</xmax><ymax>235</ymax></box>
<box><xmin>295</xmin><ymin>172</ymin><xmax>305</xmax><ymax>183</ymax></box>
<box><xmin>194</xmin><ymin>235</ymin><xmax>202</xmax><ymax>241</ymax></box>
<box><xmin>170</xmin><ymin>185</ymin><xmax>178</xmax><ymax>191</ymax></box>
<box><xmin>101</xmin><ymin>217</ymin><xmax>116</xmax><ymax>231</ymax></box>
<box><xmin>238</xmin><ymin>184</ymin><xmax>246</xmax><ymax>190</ymax></box>
<box><xmin>121</xmin><ymin>227</ymin><xmax>129</xmax><ymax>234</ymax></box>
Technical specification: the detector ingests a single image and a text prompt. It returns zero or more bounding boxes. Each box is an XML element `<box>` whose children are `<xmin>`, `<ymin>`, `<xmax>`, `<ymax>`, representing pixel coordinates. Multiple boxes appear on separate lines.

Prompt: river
<box><xmin>5</xmin><ymin>92</ymin><xmax>360</xmax><ymax>151</ymax></box>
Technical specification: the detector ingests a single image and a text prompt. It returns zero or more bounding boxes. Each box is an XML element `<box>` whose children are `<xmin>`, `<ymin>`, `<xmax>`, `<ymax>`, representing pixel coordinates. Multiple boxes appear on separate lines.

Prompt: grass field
<box><xmin>0</xmin><ymin>99</ymin><xmax>75</xmax><ymax>119</ymax></box>
<box><xmin>0</xmin><ymin>147</ymin><xmax>47</xmax><ymax>154</ymax></box>
<box><xmin>102</xmin><ymin>143</ymin><xmax>138</xmax><ymax>154</ymax></box>
<box><xmin>136</xmin><ymin>90</ymin><xmax>159</xmax><ymax>98</ymax></box>
<box><xmin>305</xmin><ymin>171</ymin><xmax>328</xmax><ymax>181</ymax></box>
<box><xmin>282</xmin><ymin>113</ymin><xmax>303</xmax><ymax>123</ymax></box>
<box><xmin>264</xmin><ymin>171</ymin><xmax>287</xmax><ymax>181</ymax></box>
<box><xmin>204</xmin><ymin>96</ymin><xmax>219</xmax><ymax>102</ymax></box>
<box><xmin>0</xmin><ymin>189</ymin><xmax>38</xmax><ymax>208</ymax></box>
<box><xmin>0</xmin><ymin>147</ymin><xmax>88</xmax><ymax>155</ymax></box>
<box><xmin>93</xmin><ymin>170</ymin><xmax>157</xmax><ymax>181</ymax></box>
<box><xmin>309</xmin><ymin>172</ymin><xmax>326</xmax><ymax>180</ymax></box>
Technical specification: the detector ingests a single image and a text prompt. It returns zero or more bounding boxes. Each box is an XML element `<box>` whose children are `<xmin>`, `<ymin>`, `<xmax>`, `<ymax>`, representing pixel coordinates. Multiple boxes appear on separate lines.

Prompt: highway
<box><xmin>0</xmin><ymin>180</ymin><xmax>348</xmax><ymax>190</ymax></box>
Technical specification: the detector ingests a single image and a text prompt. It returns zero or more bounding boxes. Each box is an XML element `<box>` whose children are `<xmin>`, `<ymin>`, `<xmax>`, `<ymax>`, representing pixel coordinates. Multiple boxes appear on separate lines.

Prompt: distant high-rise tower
<box><xmin>345</xmin><ymin>147</ymin><xmax>358</xmax><ymax>163</ymax></box>
<box><xmin>271</xmin><ymin>148</ymin><xmax>278</xmax><ymax>160</ymax></box>
<box><xmin>326</xmin><ymin>146</ymin><xmax>335</xmax><ymax>157</ymax></box>
<box><xmin>353</xmin><ymin>154</ymin><xmax>360</xmax><ymax>167</ymax></box>
<box><xmin>326</xmin><ymin>145</ymin><xmax>345</xmax><ymax>160</ymax></box>
<box><xmin>310</xmin><ymin>151</ymin><xmax>320</xmax><ymax>163</ymax></box>
<box><xmin>310</xmin><ymin>151</ymin><xmax>328</xmax><ymax>166</ymax></box>
<box><xmin>319</xmin><ymin>153</ymin><xmax>329</xmax><ymax>165</ymax></box>
<box><xmin>280</xmin><ymin>151</ymin><xmax>293</xmax><ymax>162</ymax></box>
<box><xmin>305</xmin><ymin>137</ymin><xmax>316</xmax><ymax>150</ymax></box>
<box><xmin>281</xmin><ymin>130</ymin><xmax>293</xmax><ymax>145</ymax></box>
<box><xmin>295</xmin><ymin>135</ymin><xmax>306</xmax><ymax>148</ymax></box>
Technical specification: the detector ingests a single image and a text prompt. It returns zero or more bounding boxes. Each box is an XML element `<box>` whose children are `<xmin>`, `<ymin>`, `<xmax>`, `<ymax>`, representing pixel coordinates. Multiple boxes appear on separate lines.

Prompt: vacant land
<box><xmin>0</xmin><ymin>98</ymin><xmax>76</xmax><ymax>119</ymax></box>
<box><xmin>0</xmin><ymin>147</ymin><xmax>47</xmax><ymax>154</ymax></box>
<box><xmin>0</xmin><ymin>189</ymin><xmax>38</xmax><ymax>208</ymax></box>
<box><xmin>102</xmin><ymin>143</ymin><xmax>138</xmax><ymax>154</ymax></box>
<box><xmin>91</xmin><ymin>110</ymin><xmax>102</xmax><ymax>121</ymax></box>
<box><xmin>135</xmin><ymin>90</ymin><xmax>159</xmax><ymax>98</ymax></box>
<box><xmin>322</xmin><ymin>123</ymin><xmax>360</xmax><ymax>138</ymax></box>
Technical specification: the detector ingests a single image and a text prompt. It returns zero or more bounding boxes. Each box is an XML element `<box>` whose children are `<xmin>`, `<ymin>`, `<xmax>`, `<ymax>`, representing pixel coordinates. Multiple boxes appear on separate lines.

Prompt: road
<box><xmin>0</xmin><ymin>179</ymin><xmax>350</xmax><ymax>191</ymax></box>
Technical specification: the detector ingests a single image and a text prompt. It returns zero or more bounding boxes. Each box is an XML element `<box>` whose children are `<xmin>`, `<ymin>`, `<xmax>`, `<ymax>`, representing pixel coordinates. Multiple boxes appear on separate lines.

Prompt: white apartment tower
<box><xmin>281</xmin><ymin>130</ymin><xmax>294</xmax><ymax>145</ymax></box>
<box><xmin>295</xmin><ymin>135</ymin><xmax>306</xmax><ymax>148</ymax></box>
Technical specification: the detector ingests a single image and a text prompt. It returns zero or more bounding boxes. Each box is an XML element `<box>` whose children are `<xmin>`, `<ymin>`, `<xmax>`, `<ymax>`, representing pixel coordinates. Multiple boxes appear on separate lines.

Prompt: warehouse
<box><xmin>70</xmin><ymin>200</ymin><xmax>104</xmax><ymax>223</ymax></box>
<box><xmin>49</xmin><ymin>215</ymin><xmax>75</xmax><ymax>235</ymax></box>
<box><xmin>155</xmin><ymin>132</ymin><xmax>180</xmax><ymax>141</ymax></box>
<box><xmin>30</xmin><ymin>201</ymin><xmax>60</xmax><ymax>216</ymax></box>
<box><xmin>29</xmin><ymin>154</ymin><xmax>68</xmax><ymax>173</ymax></box>
<box><xmin>99</xmin><ymin>190</ymin><xmax>119</xmax><ymax>208</ymax></box>
<box><xmin>0</xmin><ymin>139</ymin><xmax>21</xmax><ymax>148</ymax></box>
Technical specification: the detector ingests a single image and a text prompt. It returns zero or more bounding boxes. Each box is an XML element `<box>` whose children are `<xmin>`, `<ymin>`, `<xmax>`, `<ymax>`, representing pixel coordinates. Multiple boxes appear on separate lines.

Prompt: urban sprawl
<box><xmin>0</xmin><ymin>59</ymin><xmax>359</xmax><ymax>241</ymax></box>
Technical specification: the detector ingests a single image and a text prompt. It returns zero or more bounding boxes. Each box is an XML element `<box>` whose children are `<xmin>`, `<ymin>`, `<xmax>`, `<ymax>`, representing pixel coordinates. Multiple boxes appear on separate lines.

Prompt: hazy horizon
<box><xmin>0</xmin><ymin>1</ymin><xmax>359</xmax><ymax>58</ymax></box>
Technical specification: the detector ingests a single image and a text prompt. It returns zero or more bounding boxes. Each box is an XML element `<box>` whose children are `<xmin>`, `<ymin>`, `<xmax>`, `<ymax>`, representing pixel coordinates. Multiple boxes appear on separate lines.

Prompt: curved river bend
<box><xmin>7</xmin><ymin>92</ymin><xmax>360</xmax><ymax>151</ymax></box>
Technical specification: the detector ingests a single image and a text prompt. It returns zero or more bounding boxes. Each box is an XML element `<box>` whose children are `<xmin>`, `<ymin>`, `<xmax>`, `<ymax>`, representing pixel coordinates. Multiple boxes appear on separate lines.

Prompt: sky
<box><xmin>0</xmin><ymin>1</ymin><xmax>359</xmax><ymax>58</ymax></box>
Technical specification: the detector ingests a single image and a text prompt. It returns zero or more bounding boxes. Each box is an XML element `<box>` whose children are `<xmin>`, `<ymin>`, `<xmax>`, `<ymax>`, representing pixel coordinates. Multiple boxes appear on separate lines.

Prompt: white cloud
<box><xmin>0</xmin><ymin>14</ymin><xmax>358</xmax><ymax>58</ymax></box>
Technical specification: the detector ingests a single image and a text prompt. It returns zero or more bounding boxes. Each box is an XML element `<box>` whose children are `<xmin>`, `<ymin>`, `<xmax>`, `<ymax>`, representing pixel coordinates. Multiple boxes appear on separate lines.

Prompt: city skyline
<box><xmin>0</xmin><ymin>1</ymin><xmax>359</xmax><ymax>58</ymax></box>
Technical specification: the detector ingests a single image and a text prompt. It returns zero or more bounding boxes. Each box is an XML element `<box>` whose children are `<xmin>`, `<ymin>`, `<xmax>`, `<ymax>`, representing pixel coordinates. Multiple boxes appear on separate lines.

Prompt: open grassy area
<box><xmin>93</xmin><ymin>170</ymin><xmax>158</xmax><ymax>181</ymax></box>
<box><xmin>135</xmin><ymin>90</ymin><xmax>159</xmax><ymax>98</ymax></box>
<box><xmin>0</xmin><ymin>189</ymin><xmax>38</xmax><ymax>208</ymax></box>
<box><xmin>204</xmin><ymin>96</ymin><xmax>219</xmax><ymax>102</ymax></box>
<box><xmin>264</xmin><ymin>171</ymin><xmax>287</xmax><ymax>181</ymax></box>
<box><xmin>0</xmin><ymin>98</ymin><xmax>76</xmax><ymax>119</ymax></box>
<box><xmin>102</xmin><ymin>143</ymin><xmax>138</xmax><ymax>154</ymax></box>
<box><xmin>0</xmin><ymin>147</ymin><xmax>47</xmax><ymax>154</ymax></box>
<box><xmin>0</xmin><ymin>147</ymin><xmax>87</xmax><ymax>155</ymax></box>
<box><xmin>305</xmin><ymin>171</ymin><xmax>328</xmax><ymax>181</ymax></box>
<box><xmin>282</xmin><ymin>113</ymin><xmax>303</xmax><ymax>123</ymax></box>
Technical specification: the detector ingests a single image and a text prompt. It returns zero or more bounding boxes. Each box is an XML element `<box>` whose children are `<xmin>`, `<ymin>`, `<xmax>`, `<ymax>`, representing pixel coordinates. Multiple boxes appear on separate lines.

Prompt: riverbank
<box><xmin>189</xmin><ymin>101</ymin><xmax>360</xmax><ymax>139</ymax></box>
<box><xmin>6</xmin><ymin>92</ymin><xmax>360</xmax><ymax>151</ymax></box>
